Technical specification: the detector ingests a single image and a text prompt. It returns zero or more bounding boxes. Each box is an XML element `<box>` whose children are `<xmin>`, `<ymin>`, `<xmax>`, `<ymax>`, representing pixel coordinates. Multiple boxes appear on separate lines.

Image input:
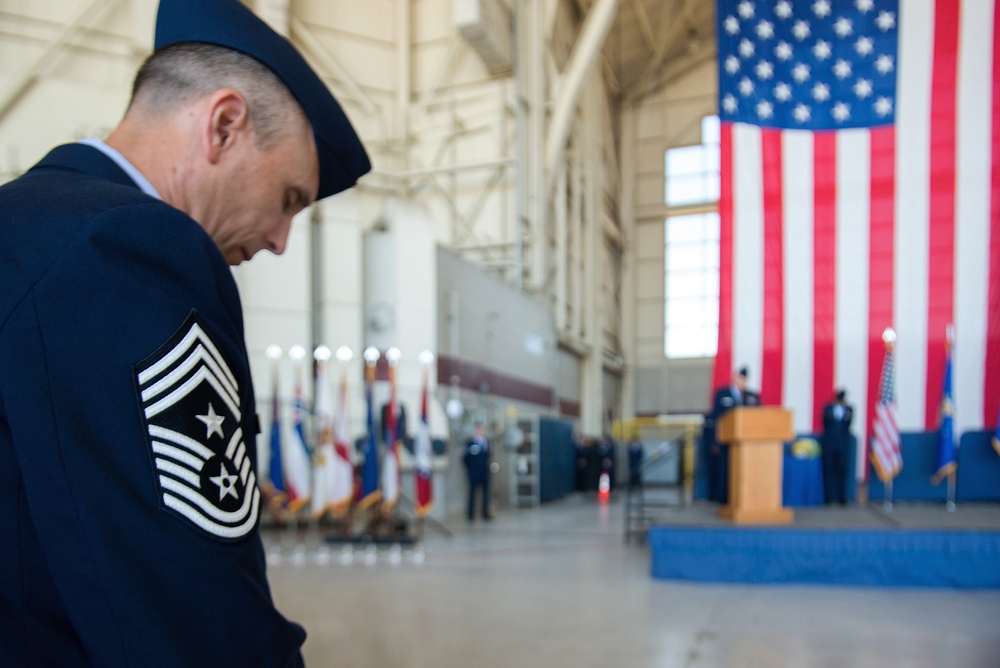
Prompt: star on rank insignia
<box><xmin>134</xmin><ymin>312</ymin><xmax>260</xmax><ymax>542</ymax></box>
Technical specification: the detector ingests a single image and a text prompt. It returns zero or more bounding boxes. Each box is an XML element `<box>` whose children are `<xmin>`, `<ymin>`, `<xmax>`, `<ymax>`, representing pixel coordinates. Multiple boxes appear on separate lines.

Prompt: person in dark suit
<box><xmin>628</xmin><ymin>436</ymin><xmax>644</xmax><ymax>489</ymax></box>
<box><xmin>0</xmin><ymin>0</ymin><xmax>369</xmax><ymax>664</ymax></box>
<box><xmin>708</xmin><ymin>367</ymin><xmax>760</xmax><ymax>503</ymax></box>
<box><xmin>598</xmin><ymin>434</ymin><xmax>616</xmax><ymax>490</ymax></box>
<box><xmin>713</xmin><ymin>366</ymin><xmax>760</xmax><ymax>416</ymax></box>
<box><xmin>463</xmin><ymin>422</ymin><xmax>493</xmax><ymax>521</ymax></box>
<box><xmin>821</xmin><ymin>389</ymin><xmax>854</xmax><ymax>504</ymax></box>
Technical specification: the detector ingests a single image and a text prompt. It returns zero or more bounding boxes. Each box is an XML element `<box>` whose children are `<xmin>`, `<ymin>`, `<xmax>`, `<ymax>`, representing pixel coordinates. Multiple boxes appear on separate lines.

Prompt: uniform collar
<box><xmin>32</xmin><ymin>142</ymin><xmax>160</xmax><ymax>199</ymax></box>
<box><xmin>77</xmin><ymin>138</ymin><xmax>162</xmax><ymax>199</ymax></box>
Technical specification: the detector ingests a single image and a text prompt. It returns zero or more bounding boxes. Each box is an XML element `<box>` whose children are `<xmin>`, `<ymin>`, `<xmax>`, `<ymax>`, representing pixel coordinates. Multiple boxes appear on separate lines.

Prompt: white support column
<box><xmin>555</xmin><ymin>160</ymin><xmax>568</xmax><ymax>330</ymax></box>
<box><xmin>570</xmin><ymin>143</ymin><xmax>584</xmax><ymax>338</ymax></box>
<box><xmin>579</xmin><ymin>73</ymin><xmax>604</xmax><ymax>435</ymax></box>
<box><xmin>513</xmin><ymin>1</ymin><xmax>526</xmax><ymax>289</ymax></box>
<box><xmin>514</xmin><ymin>0</ymin><xmax>546</xmax><ymax>292</ymax></box>
<box><xmin>619</xmin><ymin>104</ymin><xmax>637</xmax><ymax>420</ymax></box>
<box><xmin>527</xmin><ymin>0</ymin><xmax>546</xmax><ymax>293</ymax></box>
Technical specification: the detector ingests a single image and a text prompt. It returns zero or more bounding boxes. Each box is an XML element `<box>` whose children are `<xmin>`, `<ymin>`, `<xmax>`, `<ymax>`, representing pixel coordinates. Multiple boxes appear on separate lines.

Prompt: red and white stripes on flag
<box><xmin>871</xmin><ymin>340</ymin><xmax>902</xmax><ymax>481</ymax></box>
<box><xmin>714</xmin><ymin>0</ymin><xmax>1000</xmax><ymax>484</ymax></box>
<box><xmin>311</xmin><ymin>355</ymin><xmax>353</xmax><ymax>517</ymax></box>
<box><xmin>414</xmin><ymin>369</ymin><xmax>434</xmax><ymax>517</ymax></box>
<box><xmin>331</xmin><ymin>370</ymin><xmax>356</xmax><ymax>513</ymax></box>
<box><xmin>283</xmin><ymin>362</ymin><xmax>312</xmax><ymax>513</ymax></box>
<box><xmin>381</xmin><ymin>362</ymin><xmax>401</xmax><ymax>512</ymax></box>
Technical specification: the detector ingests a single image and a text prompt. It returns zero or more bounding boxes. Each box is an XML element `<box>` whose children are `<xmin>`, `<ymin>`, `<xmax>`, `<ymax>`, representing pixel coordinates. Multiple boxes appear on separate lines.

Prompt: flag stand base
<box><xmin>946</xmin><ymin>472</ymin><xmax>956</xmax><ymax>512</ymax></box>
<box><xmin>856</xmin><ymin>482</ymin><xmax>869</xmax><ymax>506</ymax></box>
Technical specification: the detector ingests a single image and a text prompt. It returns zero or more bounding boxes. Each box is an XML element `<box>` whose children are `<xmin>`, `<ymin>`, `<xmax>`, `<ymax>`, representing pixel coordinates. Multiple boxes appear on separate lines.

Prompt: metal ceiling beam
<box><xmin>0</xmin><ymin>0</ymin><xmax>120</xmax><ymax>124</ymax></box>
<box><xmin>289</xmin><ymin>16</ymin><xmax>379</xmax><ymax>115</ymax></box>
<box><xmin>413</xmin><ymin>34</ymin><xmax>463</xmax><ymax>119</ymax></box>
<box><xmin>543</xmin><ymin>0</ymin><xmax>620</xmax><ymax>196</ymax></box>
<box><xmin>628</xmin><ymin>46</ymin><xmax>716</xmax><ymax>104</ymax></box>
<box><xmin>628</xmin><ymin>0</ymin><xmax>656</xmax><ymax>52</ymax></box>
<box><xmin>629</xmin><ymin>0</ymin><xmax>681</xmax><ymax>102</ymax></box>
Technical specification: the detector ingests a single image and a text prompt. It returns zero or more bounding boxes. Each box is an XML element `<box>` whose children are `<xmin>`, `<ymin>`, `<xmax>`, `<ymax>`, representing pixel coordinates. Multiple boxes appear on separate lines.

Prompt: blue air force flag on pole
<box><xmin>134</xmin><ymin>312</ymin><xmax>260</xmax><ymax>542</ymax></box>
<box><xmin>932</xmin><ymin>335</ymin><xmax>956</xmax><ymax>484</ymax></box>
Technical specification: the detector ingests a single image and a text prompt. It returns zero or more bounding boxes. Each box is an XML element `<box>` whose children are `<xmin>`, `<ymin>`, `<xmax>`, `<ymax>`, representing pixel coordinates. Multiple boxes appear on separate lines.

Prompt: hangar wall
<box><xmin>624</xmin><ymin>57</ymin><xmax>718</xmax><ymax>417</ymax></box>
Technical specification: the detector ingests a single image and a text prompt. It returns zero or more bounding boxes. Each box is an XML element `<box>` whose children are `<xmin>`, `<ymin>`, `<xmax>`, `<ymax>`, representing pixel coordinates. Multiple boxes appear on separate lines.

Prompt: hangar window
<box><xmin>664</xmin><ymin>115</ymin><xmax>720</xmax><ymax>359</ymax></box>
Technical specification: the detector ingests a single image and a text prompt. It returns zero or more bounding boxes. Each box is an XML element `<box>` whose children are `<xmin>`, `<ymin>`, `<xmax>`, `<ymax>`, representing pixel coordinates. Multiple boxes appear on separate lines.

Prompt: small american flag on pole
<box><xmin>871</xmin><ymin>328</ymin><xmax>902</xmax><ymax>482</ymax></box>
<box><xmin>381</xmin><ymin>348</ymin><xmax>402</xmax><ymax>513</ymax></box>
<box><xmin>414</xmin><ymin>352</ymin><xmax>434</xmax><ymax>517</ymax></box>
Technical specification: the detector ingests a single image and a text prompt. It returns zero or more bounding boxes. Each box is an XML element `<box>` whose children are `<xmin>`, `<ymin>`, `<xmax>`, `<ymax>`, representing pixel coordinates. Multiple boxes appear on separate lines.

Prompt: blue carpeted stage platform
<box><xmin>648</xmin><ymin>502</ymin><xmax>1000</xmax><ymax>589</ymax></box>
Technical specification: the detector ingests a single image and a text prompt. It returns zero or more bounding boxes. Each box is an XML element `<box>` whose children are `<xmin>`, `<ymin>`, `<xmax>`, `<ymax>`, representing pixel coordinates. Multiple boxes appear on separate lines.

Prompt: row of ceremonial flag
<box><xmin>262</xmin><ymin>346</ymin><xmax>434</xmax><ymax>519</ymax></box>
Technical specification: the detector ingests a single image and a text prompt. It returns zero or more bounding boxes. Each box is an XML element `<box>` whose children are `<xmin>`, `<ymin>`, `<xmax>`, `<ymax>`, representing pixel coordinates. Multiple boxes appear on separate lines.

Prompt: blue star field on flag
<box><xmin>717</xmin><ymin>0</ymin><xmax>899</xmax><ymax>130</ymax></box>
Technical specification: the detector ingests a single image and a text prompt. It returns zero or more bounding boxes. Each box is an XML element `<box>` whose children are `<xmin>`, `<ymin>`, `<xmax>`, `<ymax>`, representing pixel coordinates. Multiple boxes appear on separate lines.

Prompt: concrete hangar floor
<box><xmin>263</xmin><ymin>496</ymin><xmax>1000</xmax><ymax>668</ymax></box>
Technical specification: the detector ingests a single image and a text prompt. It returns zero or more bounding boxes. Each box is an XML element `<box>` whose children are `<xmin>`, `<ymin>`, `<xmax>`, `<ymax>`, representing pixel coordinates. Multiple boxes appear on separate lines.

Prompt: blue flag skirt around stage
<box><xmin>652</xmin><ymin>431</ymin><xmax>1000</xmax><ymax>589</ymax></box>
<box><xmin>649</xmin><ymin>526</ymin><xmax>1000</xmax><ymax>589</ymax></box>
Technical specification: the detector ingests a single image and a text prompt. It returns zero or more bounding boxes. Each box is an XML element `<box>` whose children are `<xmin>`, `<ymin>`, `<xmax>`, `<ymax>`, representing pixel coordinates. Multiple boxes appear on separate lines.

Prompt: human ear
<box><xmin>204</xmin><ymin>88</ymin><xmax>250</xmax><ymax>164</ymax></box>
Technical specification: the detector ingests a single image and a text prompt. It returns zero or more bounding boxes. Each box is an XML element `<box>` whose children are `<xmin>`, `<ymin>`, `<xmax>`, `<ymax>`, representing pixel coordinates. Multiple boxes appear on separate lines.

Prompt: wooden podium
<box><xmin>717</xmin><ymin>407</ymin><xmax>795</xmax><ymax>525</ymax></box>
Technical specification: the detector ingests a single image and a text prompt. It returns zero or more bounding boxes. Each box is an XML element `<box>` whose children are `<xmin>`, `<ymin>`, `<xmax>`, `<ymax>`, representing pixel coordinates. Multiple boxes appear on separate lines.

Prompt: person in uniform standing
<box><xmin>628</xmin><ymin>435</ymin><xmax>644</xmax><ymax>489</ymax></box>
<box><xmin>598</xmin><ymin>434</ymin><xmax>616</xmax><ymax>490</ymax></box>
<box><xmin>463</xmin><ymin>422</ymin><xmax>493</xmax><ymax>521</ymax></box>
<box><xmin>821</xmin><ymin>389</ymin><xmax>854</xmax><ymax>505</ymax></box>
<box><xmin>0</xmin><ymin>0</ymin><xmax>369</xmax><ymax>664</ymax></box>
<box><xmin>708</xmin><ymin>367</ymin><xmax>760</xmax><ymax>503</ymax></box>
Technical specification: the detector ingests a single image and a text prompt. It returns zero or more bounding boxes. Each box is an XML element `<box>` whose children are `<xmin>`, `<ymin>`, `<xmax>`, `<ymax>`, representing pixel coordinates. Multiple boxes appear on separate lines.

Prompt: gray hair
<box><xmin>130</xmin><ymin>42</ymin><xmax>306</xmax><ymax>149</ymax></box>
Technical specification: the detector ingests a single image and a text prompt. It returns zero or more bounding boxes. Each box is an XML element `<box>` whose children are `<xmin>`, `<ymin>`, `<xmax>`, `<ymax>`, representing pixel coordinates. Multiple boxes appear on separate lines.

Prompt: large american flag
<box><xmin>714</xmin><ymin>0</ymin><xmax>1000</xmax><ymax>481</ymax></box>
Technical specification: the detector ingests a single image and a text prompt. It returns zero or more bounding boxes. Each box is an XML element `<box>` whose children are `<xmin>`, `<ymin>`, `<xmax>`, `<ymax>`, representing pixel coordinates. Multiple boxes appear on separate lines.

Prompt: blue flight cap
<box><xmin>154</xmin><ymin>0</ymin><xmax>370</xmax><ymax>200</ymax></box>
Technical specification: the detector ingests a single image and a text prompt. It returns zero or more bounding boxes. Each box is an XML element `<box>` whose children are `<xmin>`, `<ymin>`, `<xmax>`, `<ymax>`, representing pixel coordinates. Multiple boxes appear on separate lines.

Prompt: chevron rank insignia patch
<box><xmin>134</xmin><ymin>312</ymin><xmax>260</xmax><ymax>542</ymax></box>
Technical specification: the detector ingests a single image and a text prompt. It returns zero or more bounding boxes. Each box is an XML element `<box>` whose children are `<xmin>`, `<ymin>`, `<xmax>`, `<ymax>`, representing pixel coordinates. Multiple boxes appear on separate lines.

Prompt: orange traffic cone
<box><xmin>598</xmin><ymin>472</ymin><xmax>610</xmax><ymax>503</ymax></box>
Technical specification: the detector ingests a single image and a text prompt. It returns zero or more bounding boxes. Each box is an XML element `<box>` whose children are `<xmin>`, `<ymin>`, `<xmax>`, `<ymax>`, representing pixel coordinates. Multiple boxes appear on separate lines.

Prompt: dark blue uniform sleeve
<box><xmin>0</xmin><ymin>201</ymin><xmax>304</xmax><ymax>666</ymax></box>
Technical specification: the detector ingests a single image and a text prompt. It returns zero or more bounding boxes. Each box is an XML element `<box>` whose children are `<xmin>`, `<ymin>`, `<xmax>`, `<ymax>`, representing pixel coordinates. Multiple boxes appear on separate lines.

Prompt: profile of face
<box><xmin>189</xmin><ymin>89</ymin><xmax>320</xmax><ymax>266</ymax></box>
<box><xmin>211</xmin><ymin>122</ymin><xmax>319</xmax><ymax>265</ymax></box>
<box><xmin>733</xmin><ymin>372</ymin><xmax>747</xmax><ymax>392</ymax></box>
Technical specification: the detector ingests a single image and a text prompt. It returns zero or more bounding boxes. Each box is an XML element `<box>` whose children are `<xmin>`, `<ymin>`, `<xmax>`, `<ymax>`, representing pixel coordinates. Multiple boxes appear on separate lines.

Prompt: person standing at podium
<box><xmin>821</xmin><ymin>389</ymin><xmax>853</xmax><ymax>505</ymax></box>
<box><xmin>708</xmin><ymin>367</ymin><xmax>760</xmax><ymax>503</ymax></box>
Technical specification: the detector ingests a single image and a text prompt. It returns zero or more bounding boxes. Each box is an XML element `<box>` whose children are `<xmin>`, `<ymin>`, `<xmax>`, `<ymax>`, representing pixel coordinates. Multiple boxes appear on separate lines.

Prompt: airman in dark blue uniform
<box><xmin>628</xmin><ymin>436</ymin><xmax>644</xmax><ymax>489</ymax></box>
<box><xmin>708</xmin><ymin>367</ymin><xmax>760</xmax><ymax>503</ymax></box>
<box><xmin>463</xmin><ymin>423</ymin><xmax>492</xmax><ymax>521</ymax></box>
<box><xmin>821</xmin><ymin>389</ymin><xmax>854</xmax><ymax>505</ymax></box>
<box><xmin>0</xmin><ymin>0</ymin><xmax>369</xmax><ymax>665</ymax></box>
